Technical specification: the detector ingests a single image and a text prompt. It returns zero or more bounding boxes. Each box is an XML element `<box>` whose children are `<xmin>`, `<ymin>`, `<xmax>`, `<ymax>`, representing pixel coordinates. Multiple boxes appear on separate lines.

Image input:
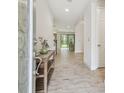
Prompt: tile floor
<box><xmin>48</xmin><ymin>49</ymin><xmax>105</xmax><ymax>93</ymax></box>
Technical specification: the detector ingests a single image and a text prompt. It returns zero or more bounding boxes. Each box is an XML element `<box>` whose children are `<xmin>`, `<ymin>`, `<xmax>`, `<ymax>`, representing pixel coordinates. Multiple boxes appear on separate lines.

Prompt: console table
<box><xmin>35</xmin><ymin>50</ymin><xmax>56</xmax><ymax>93</ymax></box>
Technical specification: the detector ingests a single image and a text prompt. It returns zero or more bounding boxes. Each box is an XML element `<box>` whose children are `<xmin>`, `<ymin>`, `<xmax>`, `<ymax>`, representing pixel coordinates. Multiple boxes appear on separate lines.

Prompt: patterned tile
<box><xmin>48</xmin><ymin>50</ymin><xmax>105</xmax><ymax>93</ymax></box>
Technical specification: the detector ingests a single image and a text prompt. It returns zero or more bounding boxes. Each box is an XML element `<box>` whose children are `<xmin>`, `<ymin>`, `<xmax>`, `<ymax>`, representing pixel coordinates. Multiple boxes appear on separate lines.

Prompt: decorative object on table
<box><xmin>39</xmin><ymin>37</ymin><xmax>49</xmax><ymax>54</ymax></box>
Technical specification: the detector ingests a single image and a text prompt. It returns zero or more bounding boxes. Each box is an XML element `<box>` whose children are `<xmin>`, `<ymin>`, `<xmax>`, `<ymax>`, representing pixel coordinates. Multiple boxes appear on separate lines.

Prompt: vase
<box><xmin>40</xmin><ymin>48</ymin><xmax>48</xmax><ymax>54</ymax></box>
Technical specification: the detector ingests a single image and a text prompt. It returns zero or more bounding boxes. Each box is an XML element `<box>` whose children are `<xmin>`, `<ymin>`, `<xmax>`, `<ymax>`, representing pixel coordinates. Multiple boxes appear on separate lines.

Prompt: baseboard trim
<box><xmin>75</xmin><ymin>51</ymin><xmax>83</xmax><ymax>53</ymax></box>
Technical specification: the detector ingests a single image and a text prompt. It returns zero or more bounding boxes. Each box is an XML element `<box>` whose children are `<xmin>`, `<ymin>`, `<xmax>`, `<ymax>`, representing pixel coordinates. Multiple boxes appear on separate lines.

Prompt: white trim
<box><xmin>75</xmin><ymin>51</ymin><xmax>83</xmax><ymax>53</ymax></box>
<box><xmin>84</xmin><ymin>61</ymin><xmax>91</xmax><ymax>70</ymax></box>
<box><xmin>28</xmin><ymin>0</ymin><xmax>33</xmax><ymax>93</ymax></box>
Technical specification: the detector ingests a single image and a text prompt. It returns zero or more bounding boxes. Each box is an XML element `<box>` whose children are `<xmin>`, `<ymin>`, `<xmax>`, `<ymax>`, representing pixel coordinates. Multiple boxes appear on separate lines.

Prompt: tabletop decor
<box><xmin>39</xmin><ymin>37</ymin><xmax>49</xmax><ymax>54</ymax></box>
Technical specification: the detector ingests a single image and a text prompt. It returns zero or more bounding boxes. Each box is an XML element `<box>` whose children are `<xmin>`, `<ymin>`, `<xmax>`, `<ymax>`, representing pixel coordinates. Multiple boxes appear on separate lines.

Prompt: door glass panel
<box><xmin>19</xmin><ymin>0</ymin><xmax>36</xmax><ymax>93</ymax></box>
<box><xmin>18</xmin><ymin>0</ymin><xmax>29</xmax><ymax>93</ymax></box>
<box><xmin>60</xmin><ymin>34</ymin><xmax>75</xmax><ymax>51</ymax></box>
<box><xmin>60</xmin><ymin>35</ymin><xmax>68</xmax><ymax>48</ymax></box>
<box><xmin>68</xmin><ymin>34</ymin><xmax>75</xmax><ymax>51</ymax></box>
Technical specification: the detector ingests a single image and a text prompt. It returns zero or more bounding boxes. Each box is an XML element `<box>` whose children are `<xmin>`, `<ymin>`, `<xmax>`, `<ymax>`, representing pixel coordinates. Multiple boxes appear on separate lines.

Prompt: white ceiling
<box><xmin>47</xmin><ymin>0</ymin><xmax>91</xmax><ymax>28</ymax></box>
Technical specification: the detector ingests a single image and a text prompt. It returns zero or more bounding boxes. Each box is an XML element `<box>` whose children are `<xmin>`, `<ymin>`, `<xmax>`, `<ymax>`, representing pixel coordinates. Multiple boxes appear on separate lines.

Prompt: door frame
<box><xmin>27</xmin><ymin>0</ymin><xmax>34</xmax><ymax>93</ymax></box>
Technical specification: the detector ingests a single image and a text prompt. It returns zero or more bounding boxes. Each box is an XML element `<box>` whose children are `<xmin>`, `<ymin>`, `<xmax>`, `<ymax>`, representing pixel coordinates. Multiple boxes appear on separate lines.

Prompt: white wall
<box><xmin>84</xmin><ymin>3</ymin><xmax>92</xmax><ymax>69</ymax></box>
<box><xmin>75</xmin><ymin>20</ymin><xmax>84</xmax><ymax>53</ymax></box>
<box><xmin>36</xmin><ymin>0</ymin><xmax>54</xmax><ymax>50</ymax></box>
<box><xmin>53</xmin><ymin>25</ymin><xmax>74</xmax><ymax>33</ymax></box>
<box><xmin>91</xmin><ymin>1</ymin><xmax>98</xmax><ymax>70</ymax></box>
<box><xmin>84</xmin><ymin>0</ymin><xmax>98</xmax><ymax>70</ymax></box>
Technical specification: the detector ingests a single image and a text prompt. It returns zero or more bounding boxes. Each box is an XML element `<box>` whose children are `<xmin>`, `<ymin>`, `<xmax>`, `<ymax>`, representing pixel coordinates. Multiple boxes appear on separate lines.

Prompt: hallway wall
<box><xmin>84</xmin><ymin>0</ymin><xmax>98</xmax><ymax>70</ymax></box>
<box><xmin>84</xmin><ymin>3</ymin><xmax>92</xmax><ymax>69</ymax></box>
<box><xmin>84</xmin><ymin>0</ymin><xmax>105</xmax><ymax>70</ymax></box>
<box><xmin>75</xmin><ymin>20</ymin><xmax>84</xmax><ymax>53</ymax></box>
<box><xmin>36</xmin><ymin>0</ymin><xmax>55</xmax><ymax>50</ymax></box>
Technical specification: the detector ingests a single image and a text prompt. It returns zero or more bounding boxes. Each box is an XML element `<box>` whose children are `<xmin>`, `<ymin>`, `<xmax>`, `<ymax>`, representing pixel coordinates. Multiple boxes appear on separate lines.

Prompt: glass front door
<box><xmin>60</xmin><ymin>34</ymin><xmax>75</xmax><ymax>51</ymax></box>
<box><xmin>60</xmin><ymin>35</ymin><xmax>69</xmax><ymax>48</ymax></box>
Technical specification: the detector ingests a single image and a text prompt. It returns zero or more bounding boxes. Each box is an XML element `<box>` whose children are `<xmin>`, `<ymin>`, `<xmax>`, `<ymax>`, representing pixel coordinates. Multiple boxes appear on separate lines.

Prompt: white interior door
<box><xmin>97</xmin><ymin>8</ymin><xmax>105</xmax><ymax>67</ymax></box>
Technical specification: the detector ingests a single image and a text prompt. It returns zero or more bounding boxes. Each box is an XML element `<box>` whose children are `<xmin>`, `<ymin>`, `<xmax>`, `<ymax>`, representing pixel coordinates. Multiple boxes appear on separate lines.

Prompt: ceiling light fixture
<box><xmin>67</xmin><ymin>0</ymin><xmax>72</xmax><ymax>3</ymax></box>
<box><xmin>65</xmin><ymin>8</ymin><xmax>69</xmax><ymax>12</ymax></box>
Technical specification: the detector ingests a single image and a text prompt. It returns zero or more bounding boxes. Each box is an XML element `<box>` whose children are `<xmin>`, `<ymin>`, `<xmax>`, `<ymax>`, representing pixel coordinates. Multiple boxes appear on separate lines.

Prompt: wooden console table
<box><xmin>35</xmin><ymin>50</ymin><xmax>56</xmax><ymax>93</ymax></box>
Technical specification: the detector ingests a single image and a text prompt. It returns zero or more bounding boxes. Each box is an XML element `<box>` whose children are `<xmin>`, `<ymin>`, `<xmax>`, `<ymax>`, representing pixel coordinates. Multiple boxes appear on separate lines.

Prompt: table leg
<box><xmin>44</xmin><ymin>61</ymin><xmax>47</xmax><ymax>93</ymax></box>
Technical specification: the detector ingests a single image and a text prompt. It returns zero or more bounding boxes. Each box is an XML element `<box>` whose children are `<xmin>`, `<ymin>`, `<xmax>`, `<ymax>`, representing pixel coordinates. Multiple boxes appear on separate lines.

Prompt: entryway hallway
<box><xmin>48</xmin><ymin>49</ymin><xmax>105</xmax><ymax>93</ymax></box>
<box><xmin>18</xmin><ymin>0</ymin><xmax>105</xmax><ymax>93</ymax></box>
